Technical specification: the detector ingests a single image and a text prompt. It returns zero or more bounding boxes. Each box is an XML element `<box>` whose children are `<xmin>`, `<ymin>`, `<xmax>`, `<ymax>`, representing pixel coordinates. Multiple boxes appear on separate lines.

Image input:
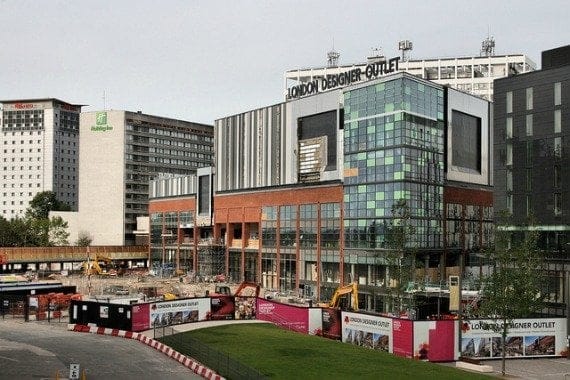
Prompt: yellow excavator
<box><xmin>319</xmin><ymin>282</ymin><xmax>359</xmax><ymax>311</ymax></box>
<box><xmin>83</xmin><ymin>255</ymin><xmax>114</xmax><ymax>276</ymax></box>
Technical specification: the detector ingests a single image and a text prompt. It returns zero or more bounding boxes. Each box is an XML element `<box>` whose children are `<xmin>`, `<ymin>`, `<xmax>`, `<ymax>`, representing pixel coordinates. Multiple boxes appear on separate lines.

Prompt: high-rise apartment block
<box><xmin>59</xmin><ymin>110</ymin><xmax>214</xmax><ymax>246</ymax></box>
<box><xmin>0</xmin><ymin>98</ymin><xmax>82</xmax><ymax>218</ymax></box>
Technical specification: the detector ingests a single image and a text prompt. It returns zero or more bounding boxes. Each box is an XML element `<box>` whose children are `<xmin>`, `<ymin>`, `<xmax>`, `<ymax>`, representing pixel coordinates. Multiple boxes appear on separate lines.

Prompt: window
<box><xmin>526</xmin><ymin>168</ymin><xmax>532</xmax><ymax>191</ymax></box>
<box><xmin>506</xmin><ymin>117</ymin><xmax>513</xmax><ymax>139</ymax></box>
<box><xmin>526</xmin><ymin>141</ymin><xmax>533</xmax><ymax>166</ymax></box>
<box><xmin>506</xmin><ymin>143</ymin><xmax>513</xmax><ymax>165</ymax></box>
<box><xmin>554</xmin><ymin>166</ymin><xmax>561</xmax><ymax>188</ymax></box>
<box><xmin>526</xmin><ymin>87</ymin><xmax>533</xmax><ymax>110</ymax></box>
<box><xmin>526</xmin><ymin>195</ymin><xmax>532</xmax><ymax>216</ymax></box>
<box><xmin>506</xmin><ymin>91</ymin><xmax>513</xmax><ymax>113</ymax></box>
<box><xmin>526</xmin><ymin>114</ymin><xmax>533</xmax><ymax>136</ymax></box>
<box><xmin>506</xmin><ymin>169</ymin><xmax>513</xmax><ymax>191</ymax></box>
<box><xmin>554</xmin><ymin>82</ymin><xmax>561</xmax><ymax>106</ymax></box>
<box><xmin>451</xmin><ymin>110</ymin><xmax>481</xmax><ymax>172</ymax></box>
<box><xmin>554</xmin><ymin>193</ymin><xmax>562</xmax><ymax>216</ymax></box>
<box><xmin>554</xmin><ymin>109</ymin><xmax>561</xmax><ymax>133</ymax></box>
<box><xmin>554</xmin><ymin>137</ymin><xmax>562</xmax><ymax>158</ymax></box>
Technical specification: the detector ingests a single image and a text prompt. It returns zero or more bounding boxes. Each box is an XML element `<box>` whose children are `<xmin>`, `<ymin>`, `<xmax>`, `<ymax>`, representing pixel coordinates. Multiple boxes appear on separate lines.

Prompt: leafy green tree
<box><xmin>48</xmin><ymin>216</ymin><xmax>70</xmax><ymax>246</ymax></box>
<box><xmin>0</xmin><ymin>216</ymin><xmax>14</xmax><ymax>246</ymax></box>
<box><xmin>26</xmin><ymin>191</ymin><xmax>70</xmax><ymax>220</ymax></box>
<box><xmin>6</xmin><ymin>217</ymin><xmax>39</xmax><ymax>246</ymax></box>
<box><xmin>384</xmin><ymin>199</ymin><xmax>417</xmax><ymax>316</ymax></box>
<box><xmin>477</xmin><ymin>214</ymin><xmax>545</xmax><ymax>376</ymax></box>
<box><xmin>76</xmin><ymin>231</ymin><xmax>93</xmax><ymax>246</ymax></box>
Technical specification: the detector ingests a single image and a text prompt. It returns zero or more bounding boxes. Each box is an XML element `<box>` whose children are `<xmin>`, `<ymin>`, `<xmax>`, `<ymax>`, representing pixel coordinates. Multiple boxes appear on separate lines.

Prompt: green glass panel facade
<box><xmin>343</xmin><ymin>76</ymin><xmax>444</xmax><ymax>249</ymax></box>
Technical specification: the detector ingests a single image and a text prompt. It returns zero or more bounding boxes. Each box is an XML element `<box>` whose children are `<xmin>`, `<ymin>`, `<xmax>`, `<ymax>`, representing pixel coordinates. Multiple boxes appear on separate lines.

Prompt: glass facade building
<box><xmin>343</xmin><ymin>76</ymin><xmax>445</xmax><ymax>254</ymax></box>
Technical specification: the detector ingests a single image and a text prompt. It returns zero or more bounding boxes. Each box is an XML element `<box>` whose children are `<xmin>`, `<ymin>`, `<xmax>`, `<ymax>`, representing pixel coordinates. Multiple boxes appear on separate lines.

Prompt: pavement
<box><xmin>0</xmin><ymin>318</ymin><xmax>203</xmax><ymax>380</ymax></box>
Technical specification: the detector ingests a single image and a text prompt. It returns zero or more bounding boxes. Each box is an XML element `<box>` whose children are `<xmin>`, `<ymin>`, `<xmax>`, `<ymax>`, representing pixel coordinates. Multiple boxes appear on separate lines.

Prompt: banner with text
<box><xmin>461</xmin><ymin>318</ymin><xmax>567</xmax><ymax>359</ymax></box>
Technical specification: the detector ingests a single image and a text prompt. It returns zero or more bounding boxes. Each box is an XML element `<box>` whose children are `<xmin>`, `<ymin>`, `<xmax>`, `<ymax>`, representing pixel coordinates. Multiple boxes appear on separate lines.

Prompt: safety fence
<box><xmin>158</xmin><ymin>330</ymin><xmax>267</xmax><ymax>380</ymax></box>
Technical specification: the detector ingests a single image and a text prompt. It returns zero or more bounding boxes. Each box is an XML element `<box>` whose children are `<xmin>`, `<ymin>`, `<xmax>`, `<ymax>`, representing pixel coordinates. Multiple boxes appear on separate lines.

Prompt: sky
<box><xmin>0</xmin><ymin>0</ymin><xmax>568</xmax><ymax>125</ymax></box>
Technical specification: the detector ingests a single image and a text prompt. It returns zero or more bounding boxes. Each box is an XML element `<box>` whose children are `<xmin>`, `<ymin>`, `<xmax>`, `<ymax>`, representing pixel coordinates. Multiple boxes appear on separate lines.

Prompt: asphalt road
<box><xmin>0</xmin><ymin>319</ymin><xmax>202</xmax><ymax>380</ymax></box>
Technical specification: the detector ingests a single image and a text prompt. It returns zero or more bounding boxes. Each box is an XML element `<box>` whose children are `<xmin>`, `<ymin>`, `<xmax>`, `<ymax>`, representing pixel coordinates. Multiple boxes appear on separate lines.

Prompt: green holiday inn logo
<box><xmin>91</xmin><ymin>112</ymin><xmax>113</xmax><ymax>132</ymax></box>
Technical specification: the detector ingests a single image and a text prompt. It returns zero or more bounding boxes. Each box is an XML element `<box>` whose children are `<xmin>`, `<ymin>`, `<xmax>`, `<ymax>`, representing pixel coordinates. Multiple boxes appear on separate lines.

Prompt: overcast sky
<box><xmin>0</xmin><ymin>0</ymin><xmax>568</xmax><ymax>124</ymax></box>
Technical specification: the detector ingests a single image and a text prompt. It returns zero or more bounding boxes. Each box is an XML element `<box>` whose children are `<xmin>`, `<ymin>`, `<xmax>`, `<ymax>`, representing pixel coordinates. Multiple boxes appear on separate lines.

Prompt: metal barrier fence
<box><xmin>157</xmin><ymin>330</ymin><xmax>267</xmax><ymax>380</ymax></box>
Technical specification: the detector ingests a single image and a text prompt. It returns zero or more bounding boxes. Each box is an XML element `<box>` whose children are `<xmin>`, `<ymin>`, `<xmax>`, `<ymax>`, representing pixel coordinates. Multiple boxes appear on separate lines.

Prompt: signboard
<box><xmin>320</xmin><ymin>308</ymin><xmax>342</xmax><ymax>340</ymax></box>
<box><xmin>256</xmin><ymin>298</ymin><xmax>309</xmax><ymax>334</ymax></box>
<box><xmin>461</xmin><ymin>318</ymin><xmax>567</xmax><ymax>359</ymax></box>
<box><xmin>287</xmin><ymin>57</ymin><xmax>401</xmax><ymax>99</ymax></box>
<box><xmin>209</xmin><ymin>296</ymin><xmax>235</xmax><ymax>320</ymax></box>
<box><xmin>90</xmin><ymin>112</ymin><xmax>113</xmax><ymax>132</ymax></box>
<box><xmin>414</xmin><ymin>320</ymin><xmax>456</xmax><ymax>361</ymax></box>
<box><xmin>69</xmin><ymin>363</ymin><xmax>80</xmax><ymax>380</ymax></box>
<box><xmin>130</xmin><ymin>303</ymin><xmax>150</xmax><ymax>332</ymax></box>
<box><xmin>392</xmin><ymin>318</ymin><xmax>414</xmax><ymax>358</ymax></box>
<box><xmin>342</xmin><ymin>311</ymin><xmax>392</xmax><ymax>352</ymax></box>
<box><xmin>150</xmin><ymin>298</ymin><xmax>210</xmax><ymax>327</ymax></box>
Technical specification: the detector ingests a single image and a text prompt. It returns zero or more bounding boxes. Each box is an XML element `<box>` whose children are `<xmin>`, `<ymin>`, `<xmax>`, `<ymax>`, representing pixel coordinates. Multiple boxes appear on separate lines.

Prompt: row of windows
<box><xmin>505</xmin><ymin>82</ymin><xmax>562</xmax><ymax>113</ymax></box>
<box><xmin>3</xmin><ymin>140</ymin><xmax>43</xmax><ymax>145</ymax></box>
<box><xmin>505</xmin><ymin>194</ymin><xmax>563</xmax><ymax>216</ymax></box>
<box><xmin>1</xmin><ymin>130</ymin><xmax>43</xmax><ymax>136</ymax></box>
<box><xmin>505</xmin><ymin>110</ymin><xmax>562</xmax><ymax>138</ymax></box>
<box><xmin>126</xmin><ymin>123</ymin><xmax>213</xmax><ymax>142</ymax></box>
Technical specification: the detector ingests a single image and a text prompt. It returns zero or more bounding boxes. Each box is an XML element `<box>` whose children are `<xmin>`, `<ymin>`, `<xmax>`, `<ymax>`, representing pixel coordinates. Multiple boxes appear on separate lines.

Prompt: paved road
<box><xmin>0</xmin><ymin>319</ymin><xmax>201</xmax><ymax>380</ymax></box>
<box><xmin>484</xmin><ymin>358</ymin><xmax>570</xmax><ymax>380</ymax></box>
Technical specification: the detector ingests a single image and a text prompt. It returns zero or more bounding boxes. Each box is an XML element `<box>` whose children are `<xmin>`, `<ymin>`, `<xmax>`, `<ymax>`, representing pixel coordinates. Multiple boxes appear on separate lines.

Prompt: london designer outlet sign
<box><xmin>287</xmin><ymin>56</ymin><xmax>401</xmax><ymax>99</ymax></box>
<box><xmin>91</xmin><ymin>112</ymin><xmax>113</xmax><ymax>132</ymax></box>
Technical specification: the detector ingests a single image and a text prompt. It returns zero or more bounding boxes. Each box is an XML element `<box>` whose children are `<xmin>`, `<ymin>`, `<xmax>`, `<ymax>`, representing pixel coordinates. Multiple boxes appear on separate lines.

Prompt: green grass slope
<box><xmin>160</xmin><ymin>323</ymin><xmax>492</xmax><ymax>380</ymax></box>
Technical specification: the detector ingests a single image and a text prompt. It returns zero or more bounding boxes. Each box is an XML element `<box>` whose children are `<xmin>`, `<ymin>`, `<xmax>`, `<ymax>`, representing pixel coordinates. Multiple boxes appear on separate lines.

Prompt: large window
<box><xmin>298</xmin><ymin>110</ymin><xmax>338</xmax><ymax>171</ymax></box>
<box><xmin>526</xmin><ymin>87</ymin><xmax>533</xmax><ymax>110</ymax></box>
<box><xmin>198</xmin><ymin>174</ymin><xmax>210</xmax><ymax>214</ymax></box>
<box><xmin>451</xmin><ymin>110</ymin><xmax>481</xmax><ymax>172</ymax></box>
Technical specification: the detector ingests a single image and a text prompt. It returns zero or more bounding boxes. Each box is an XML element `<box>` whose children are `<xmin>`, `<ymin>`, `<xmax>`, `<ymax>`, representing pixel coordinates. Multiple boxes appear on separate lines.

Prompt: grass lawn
<box><xmin>159</xmin><ymin>323</ymin><xmax>492</xmax><ymax>380</ymax></box>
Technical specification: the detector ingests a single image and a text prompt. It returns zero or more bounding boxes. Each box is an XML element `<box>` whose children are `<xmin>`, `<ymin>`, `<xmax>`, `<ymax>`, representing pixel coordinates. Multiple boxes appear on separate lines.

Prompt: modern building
<box><xmin>58</xmin><ymin>110</ymin><xmax>213</xmax><ymax>246</ymax></box>
<box><xmin>150</xmin><ymin>69</ymin><xmax>493</xmax><ymax>315</ymax></box>
<box><xmin>284</xmin><ymin>39</ymin><xmax>536</xmax><ymax>102</ymax></box>
<box><xmin>0</xmin><ymin>98</ymin><xmax>82</xmax><ymax>218</ymax></box>
<box><xmin>493</xmin><ymin>45</ymin><xmax>570</xmax><ymax>316</ymax></box>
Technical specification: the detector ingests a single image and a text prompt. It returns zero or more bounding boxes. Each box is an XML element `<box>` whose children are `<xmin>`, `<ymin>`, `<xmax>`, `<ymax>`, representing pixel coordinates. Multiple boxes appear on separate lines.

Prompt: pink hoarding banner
<box><xmin>413</xmin><ymin>320</ymin><xmax>456</xmax><ymax>362</ymax></box>
<box><xmin>256</xmin><ymin>298</ymin><xmax>309</xmax><ymax>333</ymax></box>
<box><xmin>392</xmin><ymin>319</ymin><xmax>414</xmax><ymax>358</ymax></box>
<box><xmin>131</xmin><ymin>303</ymin><xmax>150</xmax><ymax>332</ymax></box>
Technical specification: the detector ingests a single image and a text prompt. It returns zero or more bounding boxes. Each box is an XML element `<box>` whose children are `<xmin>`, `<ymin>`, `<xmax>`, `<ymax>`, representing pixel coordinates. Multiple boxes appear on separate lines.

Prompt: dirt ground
<box><xmin>54</xmin><ymin>271</ymin><xmax>247</xmax><ymax>300</ymax></box>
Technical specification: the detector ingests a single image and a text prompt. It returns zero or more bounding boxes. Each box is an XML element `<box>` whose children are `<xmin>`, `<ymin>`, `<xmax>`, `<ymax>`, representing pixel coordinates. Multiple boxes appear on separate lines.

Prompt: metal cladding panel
<box><xmin>446</xmin><ymin>88</ymin><xmax>491</xmax><ymax>186</ymax></box>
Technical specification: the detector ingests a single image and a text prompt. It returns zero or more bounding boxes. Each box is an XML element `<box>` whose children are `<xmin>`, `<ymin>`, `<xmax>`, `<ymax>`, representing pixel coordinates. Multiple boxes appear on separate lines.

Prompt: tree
<box><xmin>384</xmin><ymin>199</ymin><xmax>417</xmax><ymax>316</ymax></box>
<box><xmin>26</xmin><ymin>191</ymin><xmax>70</xmax><ymax>220</ymax></box>
<box><xmin>76</xmin><ymin>231</ymin><xmax>93</xmax><ymax>247</ymax></box>
<box><xmin>48</xmin><ymin>216</ymin><xmax>70</xmax><ymax>246</ymax></box>
<box><xmin>477</xmin><ymin>214</ymin><xmax>545</xmax><ymax>376</ymax></box>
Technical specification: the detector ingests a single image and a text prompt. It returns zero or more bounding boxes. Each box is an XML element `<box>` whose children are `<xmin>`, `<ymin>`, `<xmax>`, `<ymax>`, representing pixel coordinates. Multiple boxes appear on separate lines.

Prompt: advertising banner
<box><xmin>235</xmin><ymin>296</ymin><xmax>257</xmax><ymax>320</ymax></box>
<box><xmin>461</xmin><ymin>318</ymin><xmax>567</xmax><ymax>359</ymax></box>
<box><xmin>341</xmin><ymin>312</ymin><xmax>392</xmax><ymax>352</ymax></box>
<box><xmin>256</xmin><ymin>298</ymin><xmax>309</xmax><ymax>333</ymax></box>
<box><xmin>414</xmin><ymin>320</ymin><xmax>456</xmax><ymax>362</ymax></box>
<box><xmin>392</xmin><ymin>318</ymin><xmax>414</xmax><ymax>358</ymax></box>
<box><xmin>320</xmin><ymin>308</ymin><xmax>342</xmax><ymax>340</ymax></box>
<box><xmin>150</xmin><ymin>298</ymin><xmax>210</xmax><ymax>327</ymax></box>
<box><xmin>209</xmin><ymin>296</ymin><xmax>235</xmax><ymax>320</ymax></box>
<box><xmin>308</xmin><ymin>308</ymin><xmax>323</xmax><ymax>336</ymax></box>
<box><xmin>131</xmin><ymin>303</ymin><xmax>150</xmax><ymax>331</ymax></box>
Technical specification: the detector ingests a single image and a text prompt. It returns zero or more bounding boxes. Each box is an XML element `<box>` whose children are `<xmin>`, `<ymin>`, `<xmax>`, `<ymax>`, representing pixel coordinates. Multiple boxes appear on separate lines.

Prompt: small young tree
<box><xmin>478</xmin><ymin>214</ymin><xmax>545</xmax><ymax>376</ymax></box>
<box><xmin>76</xmin><ymin>231</ymin><xmax>93</xmax><ymax>247</ymax></box>
<box><xmin>384</xmin><ymin>199</ymin><xmax>416</xmax><ymax>316</ymax></box>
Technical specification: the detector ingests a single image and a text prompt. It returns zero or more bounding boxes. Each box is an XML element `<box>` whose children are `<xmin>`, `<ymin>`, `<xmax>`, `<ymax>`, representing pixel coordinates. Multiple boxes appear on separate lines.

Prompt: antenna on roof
<box><xmin>327</xmin><ymin>38</ymin><xmax>340</xmax><ymax>67</ymax></box>
<box><xmin>398</xmin><ymin>40</ymin><xmax>413</xmax><ymax>61</ymax></box>
<box><xmin>102</xmin><ymin>90</ymin><xmax>106</xmax><ymax>110</ymax></box>
<box><xmin>367</xmin><ymin>46</ymin><xmax>386</xmax><ymax>64</ymax></box>
<box><xmin>481</xmin><ymin>28</ymin><xmax>495</xmax><ymax>57</ymax></box>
